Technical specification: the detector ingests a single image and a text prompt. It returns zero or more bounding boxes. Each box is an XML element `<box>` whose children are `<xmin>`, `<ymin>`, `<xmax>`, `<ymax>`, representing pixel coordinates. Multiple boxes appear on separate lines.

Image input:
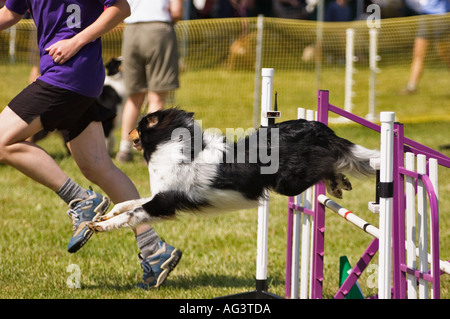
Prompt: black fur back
<box><xmin>213</xmin><ymin>119</ymin><xmax>356</xmax><ymax>198</ymax></box>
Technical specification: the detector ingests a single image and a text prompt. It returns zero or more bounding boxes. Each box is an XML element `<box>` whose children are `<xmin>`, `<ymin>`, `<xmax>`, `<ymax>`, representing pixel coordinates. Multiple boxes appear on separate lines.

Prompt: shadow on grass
<box><xmin>82</xmin><ymin>273</ymin><xmax>285</xmax><ymax>293</ymax></box>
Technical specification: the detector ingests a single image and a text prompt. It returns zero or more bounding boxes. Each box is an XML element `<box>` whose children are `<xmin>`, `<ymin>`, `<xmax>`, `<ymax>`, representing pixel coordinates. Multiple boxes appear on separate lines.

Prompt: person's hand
<box><xmin>45</xmin><ymin>38</ymin><xmax>82</xmax><ymax>64</ymax></box>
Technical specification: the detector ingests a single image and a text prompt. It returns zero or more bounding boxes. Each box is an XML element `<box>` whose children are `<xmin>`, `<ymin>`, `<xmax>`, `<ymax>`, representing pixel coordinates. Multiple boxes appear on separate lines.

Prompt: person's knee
<box><xmin>78</xmin><ymin>160</ymin><xmax>114</xmax><ymax>185</ymax></box>
<box><xmin>0</xmin><ymin>142</ymin><xmax>8</xmax><ymax>163</ymax></box>
<box><xmin>0</xmin><ymin>137</ymin><xmax>16</xmax><ymax>164</ymax></box>
<box><xmin>0</xmin><ymin>109</ymin><xmax>33</xmax><ymax>163</ymax></box>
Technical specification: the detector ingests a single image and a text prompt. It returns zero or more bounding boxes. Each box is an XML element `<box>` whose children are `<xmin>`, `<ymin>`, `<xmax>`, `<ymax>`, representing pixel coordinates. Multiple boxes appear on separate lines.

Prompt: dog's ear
<box><xmin>146</xmin><ymin>114</ymin><xmax>159</xmax><ymax>128</ymax></box>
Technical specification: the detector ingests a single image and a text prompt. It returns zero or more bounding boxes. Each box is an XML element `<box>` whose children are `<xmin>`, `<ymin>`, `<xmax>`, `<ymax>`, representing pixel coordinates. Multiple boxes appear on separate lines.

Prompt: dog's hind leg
<box><xmin>324</xmin><ymin>173</ymin><xmax>352</xmax><ymax>199</ymax></box>
<box><xmin>337</xmin><ymin>173</ymin><xmax>352</xmax><ymax>191</ymax></box>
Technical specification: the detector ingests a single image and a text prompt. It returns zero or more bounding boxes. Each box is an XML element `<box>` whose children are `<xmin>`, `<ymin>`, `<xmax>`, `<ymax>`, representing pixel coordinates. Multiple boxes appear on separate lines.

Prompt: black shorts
<box><xmin>8</xmin><ymin>79</ymin><xmax>115</xmax><ymax>143</ymax></box>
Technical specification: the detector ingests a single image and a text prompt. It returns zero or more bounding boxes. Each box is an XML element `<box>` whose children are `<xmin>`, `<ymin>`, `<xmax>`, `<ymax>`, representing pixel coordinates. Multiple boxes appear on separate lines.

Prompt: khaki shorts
<box><xmin>122</xmin><ymin>22</ymin><xmax>180</xmax><ymax>94</ymax></box>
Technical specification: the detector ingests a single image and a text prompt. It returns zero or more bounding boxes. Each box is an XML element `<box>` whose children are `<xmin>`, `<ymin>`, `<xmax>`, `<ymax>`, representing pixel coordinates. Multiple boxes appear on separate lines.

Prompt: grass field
<box><xmin>0</xmin><ymin>64</ymin><xmax>449</xmax><ymax>299</ymax></box>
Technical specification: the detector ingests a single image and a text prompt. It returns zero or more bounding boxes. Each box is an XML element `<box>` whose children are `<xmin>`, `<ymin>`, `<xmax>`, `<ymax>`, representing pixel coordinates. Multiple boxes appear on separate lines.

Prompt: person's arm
<box><xmin>46</xmin><ymin>0</ymin><xmax>130</xmax><ymax>65</ymax></box>
<box><xmin>170</xmin><ymin>0</ymin><xmax>183</xmax><ymax>24</ymax></box>
<box><xmin>0</xmin><ymin>6</ymin><xmax>23</xmax><ymax>31</ymax></box>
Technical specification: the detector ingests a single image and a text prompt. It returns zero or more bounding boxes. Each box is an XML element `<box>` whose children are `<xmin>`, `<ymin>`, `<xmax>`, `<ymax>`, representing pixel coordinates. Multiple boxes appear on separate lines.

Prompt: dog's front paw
<box><xmin>87</xmin><ymin>221</ymin><xmax>104</xmax><ymax>232</ymax></box>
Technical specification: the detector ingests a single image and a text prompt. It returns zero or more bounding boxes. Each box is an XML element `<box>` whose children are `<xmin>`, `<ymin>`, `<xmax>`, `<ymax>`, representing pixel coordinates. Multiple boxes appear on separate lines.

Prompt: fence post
<box><xmin>9</xmin><ymin>26</ymin><xmax>17</xmax><ymax>64</ymax></box>
<box><xmin>367</xmin><ymin>28</ymin><xmax>380</xmax><ymax>121</ymax></box>
<box><xmin>344</xmin><ymin>28</ymin><xmax>356</xmax><ymax>114</ymax></box>
<box><xmin>253</xmin><ymin>15</ymin><xmax>264</xmax><ymax>128</ymax></box>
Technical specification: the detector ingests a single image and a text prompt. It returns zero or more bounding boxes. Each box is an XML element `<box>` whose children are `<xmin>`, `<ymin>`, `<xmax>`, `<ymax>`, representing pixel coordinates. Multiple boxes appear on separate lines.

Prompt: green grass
<box><xmin>0</xmin><ymin>64</ymin><xmax>449</xmax><ymax>299</ymax></box>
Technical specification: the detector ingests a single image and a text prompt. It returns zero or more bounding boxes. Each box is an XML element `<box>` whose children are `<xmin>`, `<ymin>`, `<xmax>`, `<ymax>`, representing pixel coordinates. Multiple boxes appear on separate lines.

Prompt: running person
<box><xmin>0</xmin><ymin>0</ymin><xmax>181</xmax><ymax>289</ymax></box>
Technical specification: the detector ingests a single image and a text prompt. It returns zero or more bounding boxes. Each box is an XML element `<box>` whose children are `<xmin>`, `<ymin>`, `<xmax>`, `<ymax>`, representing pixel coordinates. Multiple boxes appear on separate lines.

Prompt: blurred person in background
<box><xmin>401</xmin><ymin>0</ymin><xmax>450</xmax><ymax>94</ymax></box>
<box><xmin>273</xmin><ymin>0</ymin><xmax>308</xmax><ymax>20</ymax></box>
<box><xmin>116</xmin><ymin>0</ymin><xmax>183</xmax><ymax>163</ymax></box>
<box><xmin>325</xmin><ymin>0</ymin><xmax>352</xmax><ymax>22</ymax></box>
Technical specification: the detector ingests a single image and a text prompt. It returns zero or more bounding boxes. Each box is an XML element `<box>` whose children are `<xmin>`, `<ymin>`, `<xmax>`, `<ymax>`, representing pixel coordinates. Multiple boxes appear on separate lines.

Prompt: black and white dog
<box><xmin>88</xmin><ymin>108</ymin><xmax>379</xmax><ymax>232</ymax></box>
<box><xmin>98</xmin><ymin>57</ymin><xmax>126</xmax><ymax>155</ymax></box>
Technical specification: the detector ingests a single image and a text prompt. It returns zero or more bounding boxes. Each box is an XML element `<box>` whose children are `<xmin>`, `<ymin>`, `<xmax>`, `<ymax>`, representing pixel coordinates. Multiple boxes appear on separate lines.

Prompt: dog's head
<box><xmin>105</xmin><ymin>57</ymin><xmax>122</xmax><ymax>76</ymax></box>
<box><xmin>129</xmin><ymin>108</ymin><xmax>196</xmax><ymax>162</ymax></box>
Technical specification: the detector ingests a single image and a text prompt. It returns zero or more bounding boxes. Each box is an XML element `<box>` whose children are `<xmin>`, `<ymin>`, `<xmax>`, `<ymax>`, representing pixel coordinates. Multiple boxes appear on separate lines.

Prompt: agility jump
<box><xmin>219</xmin><ymin>70</ymin><xmax>448</xmax><ymax>299</ymax></box>
<box><xmin>285</xmin><ymin>90</ymin><xmax>450</xmax><ymax>299</ymax></box>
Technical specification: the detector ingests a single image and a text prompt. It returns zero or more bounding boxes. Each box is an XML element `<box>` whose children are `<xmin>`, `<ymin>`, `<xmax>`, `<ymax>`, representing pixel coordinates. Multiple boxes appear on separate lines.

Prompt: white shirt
<box><xmin>124</xmin><ymin>0</ymin><xmax>173</xmax><ymax>24</ymax></box>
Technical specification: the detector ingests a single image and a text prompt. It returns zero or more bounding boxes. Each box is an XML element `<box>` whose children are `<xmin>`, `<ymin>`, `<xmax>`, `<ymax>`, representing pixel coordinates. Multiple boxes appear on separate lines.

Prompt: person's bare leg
<box><xmin>147</xmin><ymin>91</ymin><xmax>168</xmax><ymax>113</ymax></box>
<box><xmin>68</xmin><ymin>121</ymin><xmax>139</xmax><ymax>203</ymax></box>
<box><xmin>403</xmin><ymin>37</ymin><xmax>429</xmax><ymax>94</ymax></box>
<box><xmin>0</xmin><ymin>106</ymin><xmax>68</xmax><ymax>191</ymax></box>
<box><xmin>116</xmin><ymin>92</ymin><xmax>146</xmax><ymax>162</ymax></box>
<box><xmin>67</xmin><ymin>121</ymin><xmax>153</xmax><ymax>236</ymax></box>
<box><xmin>116</xmin><ymin>90</ymin><xmax>169</xmax><ymax>162</ymax></box>
<box><xmin>120</xmin><ymin>92</ymin><xmax>146</xmax><ymax>146</ymax></box>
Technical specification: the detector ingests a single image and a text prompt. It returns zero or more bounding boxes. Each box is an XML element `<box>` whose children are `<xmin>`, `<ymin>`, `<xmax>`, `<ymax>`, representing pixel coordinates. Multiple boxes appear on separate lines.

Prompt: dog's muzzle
<box><xmin>129</xmin><ymin>129</ymin><xmax>142</xmax><ymax>151</ymax></box>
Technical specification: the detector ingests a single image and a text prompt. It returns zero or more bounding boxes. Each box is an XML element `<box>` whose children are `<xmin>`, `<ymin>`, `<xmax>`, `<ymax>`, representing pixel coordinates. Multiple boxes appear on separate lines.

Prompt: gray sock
<box><xmin>56</xmin><ymin>178</ymin><xmax>89</xmax><ymax>205</ymax></box>
<box><xmin>136</xmin><ymin>228</ymin><xmax>160</xmax><ymax>258</ymax></box>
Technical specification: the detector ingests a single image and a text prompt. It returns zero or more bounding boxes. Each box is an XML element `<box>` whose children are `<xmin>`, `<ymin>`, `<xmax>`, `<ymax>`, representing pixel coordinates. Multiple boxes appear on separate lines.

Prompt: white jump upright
<box><xmin>405</xmin><ymin>152</ymin><xmax>417</xmax><ymax>298</ymax></box>
<box><xmin>378</xmin><ymin>112</ymin><xmax>395</xmax><ymax>299</ymax></box>
<box><xmin>251</xmin><ymin>67</ymin><xmax>282</xmax><ymax>298</ymax></box>
<box><xmin>256</xmin><ymin>68</ymin><xmax>274</xmax><ymax>290</ymax></box>
<box><xmin>428</xmin><ymin>157</ymin><xmax>439</xmax><ymax>298</ymax></box>
<box><xmin>217</xmin><ymin>68</ymin><xmax>282</xmax><ymax>299</ymax></box>
<box><xmin>288</xmin><ymin>108</ymin><xmax>315</xmax><ymax>299</ymax></box>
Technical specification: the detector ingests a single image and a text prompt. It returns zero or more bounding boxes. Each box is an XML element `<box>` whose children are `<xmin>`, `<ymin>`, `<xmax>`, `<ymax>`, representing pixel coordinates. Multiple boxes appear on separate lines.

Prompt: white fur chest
<box><xmin>147</xmin><ymin>132</ymin><xmax>227</xmax><ymax>197</ymax></box>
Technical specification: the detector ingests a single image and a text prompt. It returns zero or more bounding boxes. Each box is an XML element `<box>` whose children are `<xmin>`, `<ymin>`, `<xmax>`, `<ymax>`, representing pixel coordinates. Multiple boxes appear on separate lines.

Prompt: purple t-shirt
<box><xmin>6</xmin><ymin>0</ymin><xmax>118</xmax><ymax>97</ymax></box>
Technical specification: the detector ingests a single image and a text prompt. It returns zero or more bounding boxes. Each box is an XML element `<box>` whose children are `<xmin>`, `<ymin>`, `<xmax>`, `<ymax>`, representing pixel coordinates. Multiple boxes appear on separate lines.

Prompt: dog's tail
<box><xmin>334</xmin><ymin>143</ymin><xmax>380</xmax><ymax>178</ymax></box>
